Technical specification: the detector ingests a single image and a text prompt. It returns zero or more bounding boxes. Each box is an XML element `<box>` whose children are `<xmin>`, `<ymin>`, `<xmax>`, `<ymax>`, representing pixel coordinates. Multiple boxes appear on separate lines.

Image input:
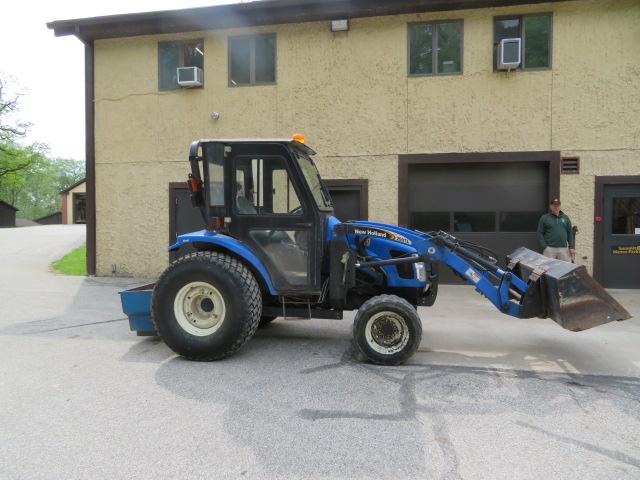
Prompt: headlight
<box><xmin>413</xmin><ymin>262</ymin><xmax>427</xmax><ymax>282</ymax></box>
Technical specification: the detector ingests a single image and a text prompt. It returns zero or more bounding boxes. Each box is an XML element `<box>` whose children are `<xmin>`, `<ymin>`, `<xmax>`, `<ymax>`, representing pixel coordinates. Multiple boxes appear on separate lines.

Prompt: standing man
<box><xmin>537</xmin><ymin>198</ymin><xmax>576</xmax><ymax>262</ymax></box>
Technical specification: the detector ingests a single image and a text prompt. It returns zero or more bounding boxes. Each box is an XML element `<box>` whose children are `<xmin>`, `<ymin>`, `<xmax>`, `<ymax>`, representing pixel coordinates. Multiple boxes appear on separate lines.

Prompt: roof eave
<box><xmin>47</xmin><ymin>0</ymin><xmax>569</xmax><ymax>41</ymax></box>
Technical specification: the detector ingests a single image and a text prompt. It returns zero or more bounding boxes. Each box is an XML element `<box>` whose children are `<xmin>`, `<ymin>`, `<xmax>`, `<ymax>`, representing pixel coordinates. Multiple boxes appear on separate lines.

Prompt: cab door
<box><xmin>228</xmin><ymin>153</ymin><xmax>321</xmax><ymax>295</ymax></box>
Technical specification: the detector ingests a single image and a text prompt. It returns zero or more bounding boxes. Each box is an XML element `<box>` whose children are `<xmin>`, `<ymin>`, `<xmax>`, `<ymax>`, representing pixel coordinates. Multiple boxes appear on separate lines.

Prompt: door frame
<box><xmin>169</xmin><ymin>182</ymin><xmax>187</xmax><ymax>246</ymax></box>
<box><xmin>397</xmin><ymin>151</ymin><xmax>561</xmax><ymax>228</ymax></box>
<box><xmin>593</xmin><ymin>175</ymin><xmax>640</xmax><ymax>283</ymax></box>
<box><xmin>323</xmin><ymin>179</ymin><xmax>369</xmax><ymax>220</ymax></box>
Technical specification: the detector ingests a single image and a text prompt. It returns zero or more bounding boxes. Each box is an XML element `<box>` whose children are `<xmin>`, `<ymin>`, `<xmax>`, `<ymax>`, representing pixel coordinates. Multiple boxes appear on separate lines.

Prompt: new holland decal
<box><xmin>352</xmin><ymin>227</ymin><xmax>412</xmax><ymax>246</ymax></box>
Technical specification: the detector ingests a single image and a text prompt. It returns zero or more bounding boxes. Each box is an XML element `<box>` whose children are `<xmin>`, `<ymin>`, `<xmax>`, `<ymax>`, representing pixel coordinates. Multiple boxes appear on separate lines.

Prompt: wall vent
<box><xmin>561</xmin><ymin>157</ymin><xmax>580</xmax><ymax>174</ymax></box>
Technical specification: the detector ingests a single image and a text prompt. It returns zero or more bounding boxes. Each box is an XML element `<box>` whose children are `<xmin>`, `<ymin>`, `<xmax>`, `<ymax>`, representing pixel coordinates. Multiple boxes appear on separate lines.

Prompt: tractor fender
<box><xmin>168</xmin><ymin>230</ymin><xmax>278</xmax><ymax>296</ymax></box>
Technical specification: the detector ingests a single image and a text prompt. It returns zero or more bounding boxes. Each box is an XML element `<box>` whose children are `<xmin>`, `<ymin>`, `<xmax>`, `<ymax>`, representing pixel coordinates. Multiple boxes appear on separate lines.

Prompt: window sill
<box><xmin>228</xmin><ymin>82</ymin><xmax>277</xmax><ymax>88</ymax></box>
<box><xmin>408</xmin><ymin>72</ymin><xmax>463</xmax><ymax>78</ymax></box>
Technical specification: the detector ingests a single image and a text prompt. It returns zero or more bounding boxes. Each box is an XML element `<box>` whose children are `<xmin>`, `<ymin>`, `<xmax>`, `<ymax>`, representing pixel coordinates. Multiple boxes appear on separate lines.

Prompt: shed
<box><xmin>60</xmin><ymin>179</ymin><xmax>86</xmax><ymax>224</ymax></box>
<box><xmin>35</xmin><ymin>211</ymin><xmax>63</xmax><ymax>225</ymax></box>
<box><xmin>0</xmin><ymin>200</ymin><xmax>18</xmax><ymax>228</ymax></box>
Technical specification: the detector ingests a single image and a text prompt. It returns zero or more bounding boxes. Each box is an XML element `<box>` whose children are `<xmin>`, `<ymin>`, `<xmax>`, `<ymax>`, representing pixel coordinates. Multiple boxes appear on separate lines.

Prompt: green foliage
<box><xmin>0</xmin><ymin>74</ymin><xmax>84</xmax><ymax>219</ymax></box>
<box><xmin>0</xmin><ymin>143</ymin><xmax>84</xmax><ymax>219</ymax></box>
<box><xmin>52</xmin><ymin>244</ymin><xmax>87</xmax><ymax>276</ymax></box>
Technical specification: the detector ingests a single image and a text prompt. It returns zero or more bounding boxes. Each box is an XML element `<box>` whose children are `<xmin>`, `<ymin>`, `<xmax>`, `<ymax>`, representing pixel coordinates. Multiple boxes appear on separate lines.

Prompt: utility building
<box><xmin>47</xmin><ymin>0</ymin><xmax>640</xmax><ymax>287</ymax></box>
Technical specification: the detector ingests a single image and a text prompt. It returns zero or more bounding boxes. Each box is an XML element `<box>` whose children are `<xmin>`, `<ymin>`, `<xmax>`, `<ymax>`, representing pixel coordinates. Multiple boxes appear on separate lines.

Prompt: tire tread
<box><xmin>151</xmin><ymin>251</ymin><xmax>261</xmax><ymax>361</ymax></box>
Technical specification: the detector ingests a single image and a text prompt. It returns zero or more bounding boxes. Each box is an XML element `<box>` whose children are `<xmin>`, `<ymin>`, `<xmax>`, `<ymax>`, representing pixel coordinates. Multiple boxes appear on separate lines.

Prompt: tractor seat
<box><xmin>236</xmin><ymin>195</ymin><xmax>257</xmax><ymax>215</ymax></box>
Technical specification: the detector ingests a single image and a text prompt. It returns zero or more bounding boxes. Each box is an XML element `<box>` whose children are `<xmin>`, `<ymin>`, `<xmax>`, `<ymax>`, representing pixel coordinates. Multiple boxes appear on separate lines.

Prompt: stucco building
<box><xmin>48</xmin><ymin>0</ymin><xmax>640</xmax><ymax>287</ymax></box>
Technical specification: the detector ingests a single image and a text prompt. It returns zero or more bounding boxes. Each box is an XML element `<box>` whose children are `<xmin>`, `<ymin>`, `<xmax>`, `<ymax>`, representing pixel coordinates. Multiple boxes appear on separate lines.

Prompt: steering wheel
<box><xmin>289</xmin><ymin>205</ymin><xmax>304</xmax><ymax>215</ymax></box>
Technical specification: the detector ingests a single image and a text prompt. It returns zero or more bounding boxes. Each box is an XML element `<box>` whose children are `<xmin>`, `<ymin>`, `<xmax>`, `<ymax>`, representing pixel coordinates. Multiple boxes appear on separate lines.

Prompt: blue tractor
<box><xmin>120</xmin><ymin>137</ymin><xmax>631</xmax><ymax>365</ymax></box>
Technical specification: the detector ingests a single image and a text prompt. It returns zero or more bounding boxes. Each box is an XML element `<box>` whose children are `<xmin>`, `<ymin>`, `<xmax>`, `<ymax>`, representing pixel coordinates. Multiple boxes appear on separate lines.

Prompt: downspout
<box><xmin>83</xmin><ymin>38</ymin><xmax>97</xmax><ymax>275</ymax></box>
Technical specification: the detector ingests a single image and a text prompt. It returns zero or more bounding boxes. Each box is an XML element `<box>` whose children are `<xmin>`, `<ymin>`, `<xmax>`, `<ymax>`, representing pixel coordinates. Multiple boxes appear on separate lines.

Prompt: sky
<box><xmin>1</xmin><ymin>0</ymin><xmax>242</xmax><ymax>161</ymax></box>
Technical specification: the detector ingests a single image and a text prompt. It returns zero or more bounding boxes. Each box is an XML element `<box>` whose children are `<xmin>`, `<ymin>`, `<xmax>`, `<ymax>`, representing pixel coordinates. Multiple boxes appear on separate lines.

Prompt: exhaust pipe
<box><xmin>507</xmin><ymin>247</ymin><xmax>631</xmax><ymax>332</ymax></box>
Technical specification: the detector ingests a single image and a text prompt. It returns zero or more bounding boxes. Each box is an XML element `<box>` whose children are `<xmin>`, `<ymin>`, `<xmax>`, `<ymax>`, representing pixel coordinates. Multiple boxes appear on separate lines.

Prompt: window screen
<box><xmin>494</xmin><ymin>14</ymin><xmax>551</xmax><ymax>70</ymax></box>
<box><xmin>612</xmin><ymin>197</ymin><xmax>640</xmax><ymax>235</ymax></box>
<box><xmin>158</xmin><ymin>40</ymin><xmax>204</xmax><ymax>90</ymax></box>
<box><xmin>229</xmin><ymin>34</ymin><xmax>276</xmax><ymax>86</ymax></box>
<box><xmin>409</xmin><ymin>21</ymin><xmax>463</xmax><ymax>75</ymax></box>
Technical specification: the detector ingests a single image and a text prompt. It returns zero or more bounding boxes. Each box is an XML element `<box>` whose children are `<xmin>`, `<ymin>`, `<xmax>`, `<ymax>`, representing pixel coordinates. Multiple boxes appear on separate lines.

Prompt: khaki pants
<box><xmin>543</xmin><ymin>246</ymin><xmax>571</xmax><ymax>262</ymax></box>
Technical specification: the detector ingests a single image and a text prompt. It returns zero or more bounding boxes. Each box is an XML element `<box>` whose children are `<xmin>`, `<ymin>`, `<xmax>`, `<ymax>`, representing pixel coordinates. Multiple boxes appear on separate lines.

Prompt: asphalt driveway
<box><xmin>1</xmin><ymin>225</ymin><xmax>639</xmax><ymax>479</ymax></box>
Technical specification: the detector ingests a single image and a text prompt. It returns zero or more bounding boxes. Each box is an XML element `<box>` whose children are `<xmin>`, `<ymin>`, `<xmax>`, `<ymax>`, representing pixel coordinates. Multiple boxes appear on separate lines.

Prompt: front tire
<box><xmin>151</xmin><ymin>251</ymin><xmax>262</xmax><ymax>360</ymax></box>
<box><xmin>352</xmin><ymin>295</ymin><xmax>422</xmax><ymax>366</ymax></box>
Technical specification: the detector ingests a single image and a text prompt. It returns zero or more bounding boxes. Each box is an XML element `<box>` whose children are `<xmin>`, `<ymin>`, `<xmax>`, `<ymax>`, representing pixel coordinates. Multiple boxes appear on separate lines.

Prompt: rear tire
<box><xmin>259</xmin><ymin>315</ymin><xmax>277</xmax><ymax>327</ymax></box>
<box><xmin>151</xmin><ymin>251</ymin><xmax>261</xmax><ymax>361</ymax></box>
<box><xmin>352</xmin><ymin>295</ymin><xmax>422</xmax><ymax>366</ymax></box>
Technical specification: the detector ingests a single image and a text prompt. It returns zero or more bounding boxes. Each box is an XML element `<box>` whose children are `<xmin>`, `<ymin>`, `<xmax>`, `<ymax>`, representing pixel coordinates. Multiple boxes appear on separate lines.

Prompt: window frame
<box><xmin>407</xmin><ymin>19</ymin><xmax>464</xmax><ymax>77</ymax></box>
<box><xmin>493</xmin><ymin>13</ymin><xmax>553</xmax><ymax>72</ymax></box>
<box><xmin>232</xmin><ymin>155</ymin><xmax>305</xmax><ymax>216</ymax></box>
<box><xmin>157</xmin><ymin>39</ymin><xmax>205</xmax><ymax>91</ymax></box>
<box><xmin>228</xmin><ymin>33</ymin><xmax>277</xmax><ymax>87</ymax></box>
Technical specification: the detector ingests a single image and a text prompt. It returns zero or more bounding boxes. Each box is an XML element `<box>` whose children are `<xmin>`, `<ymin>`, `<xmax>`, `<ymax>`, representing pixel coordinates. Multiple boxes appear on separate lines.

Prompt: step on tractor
<box><xmin>119</xmin><ymin>136</ymin><xmax>631</xmax><ymax>366</ymax></box>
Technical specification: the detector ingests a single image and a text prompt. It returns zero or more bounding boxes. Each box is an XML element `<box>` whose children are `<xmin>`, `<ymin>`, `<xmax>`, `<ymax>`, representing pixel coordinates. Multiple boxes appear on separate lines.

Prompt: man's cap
<box><xmin>550</xmin><ymin>198</ymin><xmax>561</xmax><ymax>205</ymax></box>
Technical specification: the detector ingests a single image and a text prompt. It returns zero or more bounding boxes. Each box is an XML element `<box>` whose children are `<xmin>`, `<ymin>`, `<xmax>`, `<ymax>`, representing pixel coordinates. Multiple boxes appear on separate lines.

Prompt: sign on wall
<box><xmin>611</xmin><ymin>245</ymin><xmax>640</xmax><ymax>255</ymax></box>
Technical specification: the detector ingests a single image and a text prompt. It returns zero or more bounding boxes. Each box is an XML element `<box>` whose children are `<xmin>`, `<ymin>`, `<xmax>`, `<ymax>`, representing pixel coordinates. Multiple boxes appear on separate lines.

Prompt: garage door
<box><xmin>408</xmin><ymin>162</ymin><xmax>548</xmax><ymax>283</ymax></box>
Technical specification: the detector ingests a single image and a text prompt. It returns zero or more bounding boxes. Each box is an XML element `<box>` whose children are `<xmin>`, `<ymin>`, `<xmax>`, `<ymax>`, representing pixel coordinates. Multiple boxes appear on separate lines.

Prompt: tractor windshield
<box><xmin>293</xmin><ymin>150</ymin><xmax>332</xmax><ymax>210</ymax></box>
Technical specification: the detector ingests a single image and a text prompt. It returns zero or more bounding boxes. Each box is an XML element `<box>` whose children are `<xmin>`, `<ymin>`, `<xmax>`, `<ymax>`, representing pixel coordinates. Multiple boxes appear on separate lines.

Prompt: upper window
<box><xmin>409</xmin><ymin>21</ymin><xmax>463</xmax><ymax>76</ymax></box>
<box><xmin>494</xmin><ymin>14</ymin><xmax>552</xmax><ymax>70</ymax></box>
<box><xmin>158</xmin><ymin>40</ymin><xmax>204</xmax><ymax>90</ymax></box>
<box><xmin>228</xmin><ymin>34</ymin><xmax>276</xmax><ymax>86</ymax></box>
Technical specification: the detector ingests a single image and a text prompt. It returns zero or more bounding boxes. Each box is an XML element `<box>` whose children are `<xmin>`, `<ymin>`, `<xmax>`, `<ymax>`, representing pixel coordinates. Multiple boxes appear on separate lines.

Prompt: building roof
<box><xmin>60</xmin><ymin>178</ymin><xmax>86</xmax><ymax>194</ymax></box>
<box><xmin>0</xmin><ymin>200</ymin><xmax>18</xmax><ymax>212</ymax></box>
<box><xmin>47</xmin><ymin>0</ymin><xmax>568</xmax><ymax>41</ymax></box>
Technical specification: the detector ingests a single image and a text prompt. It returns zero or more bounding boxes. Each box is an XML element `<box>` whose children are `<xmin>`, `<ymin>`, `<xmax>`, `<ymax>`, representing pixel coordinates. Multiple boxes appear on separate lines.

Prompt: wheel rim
<box><xmin>173</xmin><ymin>281</ymin><xmax>226</xmax><ymax>336</ymax></box>
<box><xmin>364</xmin><ymin>311</ymin><xmax>410</xmax><ymax>355</ymax></box>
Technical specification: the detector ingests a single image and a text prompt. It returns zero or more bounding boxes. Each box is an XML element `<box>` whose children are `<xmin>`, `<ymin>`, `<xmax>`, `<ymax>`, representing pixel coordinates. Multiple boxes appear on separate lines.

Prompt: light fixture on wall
<box><xmin>211</xmin><ymin>112</ymin><xmax>221</xmax><ymax>121</ymax></box>
<box><xmin>331</xmin><ymin>19</ymin><xmax>349</xmax><ymax>32</ymax></box>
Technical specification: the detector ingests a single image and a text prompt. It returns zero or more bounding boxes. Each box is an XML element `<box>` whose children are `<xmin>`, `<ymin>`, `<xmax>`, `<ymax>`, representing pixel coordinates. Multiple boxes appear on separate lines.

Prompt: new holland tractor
<box><xmin>119</xmin><ymin>136</ymin><xmax>631</xmax><ymax>365</ymax></box>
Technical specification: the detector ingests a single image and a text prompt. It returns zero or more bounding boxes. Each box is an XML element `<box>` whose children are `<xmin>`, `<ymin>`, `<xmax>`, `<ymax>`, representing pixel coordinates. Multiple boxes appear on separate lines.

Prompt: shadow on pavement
<box><xmin>151</xmin><ymin>327</ymin><xmax>640</xmax><ymax>479</ymax></box>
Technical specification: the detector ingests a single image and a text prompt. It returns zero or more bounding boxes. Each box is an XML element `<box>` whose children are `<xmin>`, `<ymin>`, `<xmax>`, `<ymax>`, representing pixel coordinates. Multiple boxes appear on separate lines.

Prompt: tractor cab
<box><xmin>187</xmin><ymin>136</ymin><xmax>334</xmax><ymax>295</ymax></box>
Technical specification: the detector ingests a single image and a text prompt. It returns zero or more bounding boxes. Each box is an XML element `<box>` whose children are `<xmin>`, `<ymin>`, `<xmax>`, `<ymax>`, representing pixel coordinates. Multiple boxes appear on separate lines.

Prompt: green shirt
<box><xmin>537</xmin><ymin>211</ymin><xmax>574</xmax><ymax>249</ymax></box>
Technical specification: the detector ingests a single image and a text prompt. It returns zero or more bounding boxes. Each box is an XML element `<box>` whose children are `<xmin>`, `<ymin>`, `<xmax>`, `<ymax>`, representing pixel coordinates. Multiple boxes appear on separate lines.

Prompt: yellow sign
<box><xmin>611</xmin><ymin>245</ymin><xmax>640</xmax><ymax>255</ymax></box>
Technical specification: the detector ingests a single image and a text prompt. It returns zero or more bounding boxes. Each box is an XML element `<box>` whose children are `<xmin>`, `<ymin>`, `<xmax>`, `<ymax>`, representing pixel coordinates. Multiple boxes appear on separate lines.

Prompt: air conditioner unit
<box><xmin>177</xmin><ymin>66</ymin><xmax>203</xmax><ymax>87</ymax></box>
<box><xmin>497</xmin><ymin>38</ymin><xmax>521</xmax><ymax>71</ymax></box>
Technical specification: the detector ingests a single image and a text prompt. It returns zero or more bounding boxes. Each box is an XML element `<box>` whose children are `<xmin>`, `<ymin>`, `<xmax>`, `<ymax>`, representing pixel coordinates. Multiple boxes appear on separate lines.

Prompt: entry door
<box><xmin>169</xmin><ymin>184</ymin><xmax>204</xmax><ymax>260</ymax></box>
<box><xmin>602</xmin><ymin>184</ymin><xmax>640</xmax><ymax>288</ymax></box>
<box><xmin>73</xmin><ymin>193</ymin><xmax>87</xmax><ymax>224</ymax></box>
<box><xmin>229</xmin><ymin>155</ymin><xmax>320</xmax><ymax>294</ymax></box>
<box><xmin>325</xmin><ymin>180</ymin><xmax>368</xmax><ymax>221</ymax></box>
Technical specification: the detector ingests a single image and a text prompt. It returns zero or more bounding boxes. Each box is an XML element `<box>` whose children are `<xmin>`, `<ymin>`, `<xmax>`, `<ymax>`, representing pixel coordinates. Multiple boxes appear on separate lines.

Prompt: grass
<box><xmin>52</xmin><ymin>244</ymin><xmax>87</xmax><ymax>276</ymax></box>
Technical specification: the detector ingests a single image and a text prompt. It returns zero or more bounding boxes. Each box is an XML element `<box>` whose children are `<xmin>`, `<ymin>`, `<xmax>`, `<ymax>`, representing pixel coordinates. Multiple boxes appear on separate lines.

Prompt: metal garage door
<box><xmin>408</xmin><ymin>162</ymin><xmax>548</xmax><ymax>283</ymax></box>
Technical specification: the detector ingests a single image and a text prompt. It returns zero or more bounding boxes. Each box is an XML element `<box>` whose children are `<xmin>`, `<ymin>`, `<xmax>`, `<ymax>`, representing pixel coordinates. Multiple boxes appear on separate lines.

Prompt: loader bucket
<box><xmin>507</xmin><ymin>247</ymin><xmax>631</xmax><ymax>332</ymax></box>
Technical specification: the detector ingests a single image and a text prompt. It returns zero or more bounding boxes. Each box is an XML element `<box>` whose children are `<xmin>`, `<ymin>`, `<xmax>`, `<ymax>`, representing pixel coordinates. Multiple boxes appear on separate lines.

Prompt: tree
<box><xmin>0</xmin><ymin>76</ymin><xmax>33</xmax><ymax>183</ymax></box>
<box><xmin>0</xmin><ymin>74</ymin><xmax>84</xmax><ymax>219</ymax></box>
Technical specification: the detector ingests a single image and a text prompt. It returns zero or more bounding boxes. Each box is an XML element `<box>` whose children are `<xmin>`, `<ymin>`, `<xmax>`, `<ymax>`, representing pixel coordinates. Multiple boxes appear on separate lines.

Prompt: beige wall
<box><xmin>93</xmin><ymin>0</ymin><xmax>640</xmax><ymax>277</ymax></box>
<box><xmin>63</xmin><ymin>181</ymin><xmax>86</xmax><ymax>224</ymax></box>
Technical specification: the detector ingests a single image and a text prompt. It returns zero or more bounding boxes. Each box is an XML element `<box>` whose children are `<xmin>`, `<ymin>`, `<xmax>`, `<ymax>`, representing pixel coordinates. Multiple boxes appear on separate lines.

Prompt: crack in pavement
<box><xmin>518</xmin><ymin>421</ymin><xmax>640</xmax><ymax>470</ymax></box>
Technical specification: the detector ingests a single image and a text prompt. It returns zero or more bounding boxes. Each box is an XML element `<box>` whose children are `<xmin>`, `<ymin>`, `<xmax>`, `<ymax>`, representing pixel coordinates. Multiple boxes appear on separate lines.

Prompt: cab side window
<box><xmin>233</xmin><ymin>156</ymin><xmax>303</xmax><ymax>215</ymax></box>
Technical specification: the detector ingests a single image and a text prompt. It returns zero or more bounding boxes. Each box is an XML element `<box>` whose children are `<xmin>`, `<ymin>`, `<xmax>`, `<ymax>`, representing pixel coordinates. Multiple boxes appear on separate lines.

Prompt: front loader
<box><xmin>120</xmin><ymin>137</ymin><xmax>631</xmax><ymax>365</ymax></box>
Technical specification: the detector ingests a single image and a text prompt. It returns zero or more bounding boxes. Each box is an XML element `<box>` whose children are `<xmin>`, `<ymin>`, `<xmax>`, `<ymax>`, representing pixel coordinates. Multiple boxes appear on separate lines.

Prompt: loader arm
<box><xmin>356</xmin><ymin>231</ymin><xmax>529</xmax><ymax>318</ymax></box>
<box><xmin>355</xmin><ymin>230</ymin><xmax>631</xmax><ymax>331</ymax></box>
